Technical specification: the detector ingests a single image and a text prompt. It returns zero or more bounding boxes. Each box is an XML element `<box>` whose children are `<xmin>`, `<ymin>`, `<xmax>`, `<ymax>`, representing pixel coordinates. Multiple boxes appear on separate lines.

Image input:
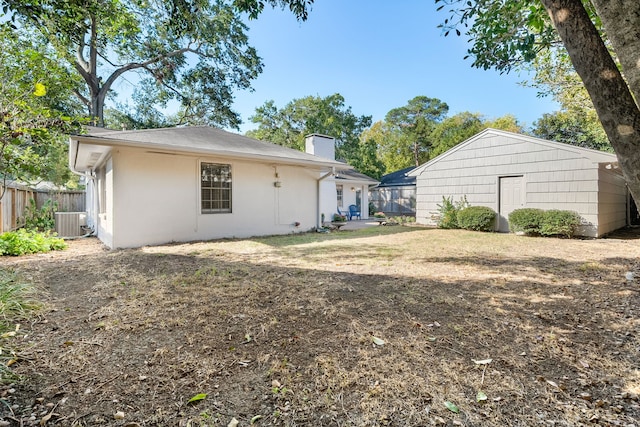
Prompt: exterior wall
<box><xmin>415</xmin><ymin>132</ymin><xmax>619</xmax><ymax>237</ymax></box>
<box><xmin>319</xmin><ymin>176</ymin><xmax>338</xmax><ymax>224</ymax></box>
<box><xmin>104</xmin><ymin>147</ymin><xmax>319</xmax><ymax>248</ymax></box>
<box><xmin>596</xmin><ymin>166</ymin><xmax>627</xmax><ymax>236</ymax></box>
<box><xmin>96</xmin><ymin>157</ymin><xmax>114</xmax><ymax>248</ymax></box>
<box><xmin>337</xmin><ymin>183</ymin><xmax>371</xmax><ymax>219</ymax></box>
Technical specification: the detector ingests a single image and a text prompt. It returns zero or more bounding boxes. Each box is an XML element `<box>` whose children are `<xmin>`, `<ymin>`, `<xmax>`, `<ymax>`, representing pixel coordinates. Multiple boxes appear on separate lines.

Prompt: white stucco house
<box><xmin>409</xmin><ymin>128</ymin><xmax>634</xmax><ymax>237</ymax></box>
<box><xmin>68</xmin><ymin>127</ymin><xmax>367</xmax><ymax>248</ymax></box>
<box><xmin>304</xmin><ymin>134</ymin><xmax>378</xmax><ymax>221</ymax></box>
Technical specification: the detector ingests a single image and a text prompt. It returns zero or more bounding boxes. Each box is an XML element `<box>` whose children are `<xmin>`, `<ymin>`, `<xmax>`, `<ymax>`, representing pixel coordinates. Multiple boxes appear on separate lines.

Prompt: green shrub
<box><xmin>0</xmin><ymin>229</ymin><xmax>67</xmax><ymax>256</ymax></box>
<box><xmin>457</xmin><ymin>206</ymin><xmax>496</xmax><ymax>232</ymax></box>
<box><xmin>24</xmin><ymin>199</ymin><xmax>57</xmax><ymax>232</ymax></box>
<box><xmin>436</xmin><ymin>196</ymin><xmax>469</xmax><ymax>229</ymax></box>
<box><xmin>540</xmin><ymin>210</ymin><xmax>582</xmax><ymax>238</ymax></box>
<box><xmin>509</xmin><ymin>208</ymin><xmax>545</xmax><ymax>235</ymax></box>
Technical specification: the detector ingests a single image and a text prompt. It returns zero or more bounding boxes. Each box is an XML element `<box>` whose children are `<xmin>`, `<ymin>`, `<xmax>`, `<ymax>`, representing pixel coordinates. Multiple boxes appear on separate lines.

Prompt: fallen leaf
<box><xmin>579</xmin><ymin>360</ymin><xmax>590</xmax><ymax>369</ymax></box>
<box><xmin>472</xmin><ymin>358</ymin><xmax>493</xmax><ymax>365</ymax></box>
<box><xmin>546</xmin><ymin>380</ymin><xmax>559</xmax><ymax>388</ymax></box>
<box><xmin>250</xmin><ymin>415</ymin><xmax>263</xmax><ymax>424</ymax></box>
<box><xmin>114</xmin><ymin>411</ymin><xmax>125</xmax><ymax>420</ymax></box>
<box><xmin>444</xmin><ymin>401</ymin><xmax>459</xmax><ymax>413</ymax></box>
<box><xmin>40</xmin><ymin>412</ymin><xmax>53</xmax><ymax>426</ymax></box>
<box><xmin>187</xmin><ymin>393</ymin><xmax>207</xmax><ymax>404</ymax></box>
<box><xmin>476</xmin><ymin>390</ymin><xmax>488</xmax><ymax>402</ymax></box>
<box><xmin>371</xmin><ymin>336</ymin><xmax>385</xmax><ymax>346</ymax></box>
<box><xmin>228</xmin><ymin>418</ymin><xmax>239</xmax><ymax>427</ymax></box>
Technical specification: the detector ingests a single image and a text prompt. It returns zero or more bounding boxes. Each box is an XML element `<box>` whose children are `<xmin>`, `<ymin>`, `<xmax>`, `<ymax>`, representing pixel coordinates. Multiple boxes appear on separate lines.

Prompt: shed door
<box><xmin>499</xmin><ymin>176</ymin><xmax>523</xmax><ymax>232</ymax></box>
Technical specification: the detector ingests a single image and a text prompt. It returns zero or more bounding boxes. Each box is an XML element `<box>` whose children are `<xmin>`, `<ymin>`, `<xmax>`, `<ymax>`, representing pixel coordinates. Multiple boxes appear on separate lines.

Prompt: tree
<box><xmin>358</xmin><ymin>121</ymin><xmax>397</xmax><ymax>177</ymax></box>
<box><xmin>524</xmin><ymin>45</ymin><xmax>610</xmax><ymax>151</ymax></box>
<box><xmin>385</xmin><ymin>96</ymin><xmax>449</xmax><ymax>166</ymax></box>
<box><xmin>247</xmin><ymin>94</ymin><xmax>377</xmax><ymax>173</ymax></box>
<box><xmin>430</xmin><ymin>113</ymin><xmax>523</xmax><ymax>157</ymax></box>
<box><xmin>0</xmin><ymin>25</ymin><xmax>82</xmax><ymax>195</ymax></box>
<box><xmin>436</xmin><ymin>0</ymin><xmax>640</xmax><ymax>204</ymax></box>
<box><xmin>532</xmin><ymin>111</ymin><xmax>610</xmax><ymax>151</ymax></box>
<box><xmin>2</xmin><ymin>0</ymin><xmax>313</xmax><ymax>128</ymax></box>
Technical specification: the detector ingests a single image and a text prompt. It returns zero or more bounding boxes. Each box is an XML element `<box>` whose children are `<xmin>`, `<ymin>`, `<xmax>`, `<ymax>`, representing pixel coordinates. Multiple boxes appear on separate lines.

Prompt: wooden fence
<box><xmin>0</xmin><ymin>183</ymin><xmax>85</xmax><ymax>233</ymax></box>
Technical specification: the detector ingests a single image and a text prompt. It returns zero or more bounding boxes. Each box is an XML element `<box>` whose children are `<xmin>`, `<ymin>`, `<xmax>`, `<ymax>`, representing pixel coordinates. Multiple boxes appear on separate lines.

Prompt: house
<box><xmin>408</xmin><ymin>128</ymin><xmax>633</xmax><ymax>237</ymax></box>
<box><xmin>304</xmin><ymin>134</ymin><xmax>379</xmax><ymax>220</ymax></box>
<box><xmin>68</xmin><ymin>127</ymin><xmax>354</xmax><ymax>248</ymax></box>
<box><xmin>369</xmin><ymin>166</ymin><xmax>416</xmax><ymax>216</ymax></box>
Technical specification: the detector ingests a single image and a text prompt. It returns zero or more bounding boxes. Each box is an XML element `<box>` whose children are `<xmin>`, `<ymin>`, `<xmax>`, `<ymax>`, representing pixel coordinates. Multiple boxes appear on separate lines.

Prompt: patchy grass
<box><xmin>0</xmin><ymin>228</ymin><xmax>639</xmax><ymax>426</ymax></box>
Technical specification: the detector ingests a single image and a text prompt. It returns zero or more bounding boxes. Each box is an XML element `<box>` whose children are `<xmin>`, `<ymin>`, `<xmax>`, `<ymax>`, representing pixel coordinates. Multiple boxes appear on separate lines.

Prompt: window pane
<box><xmin>201</xmin><ymin>162</ymin><xmax>232</xmax><ymax>213</ymax></box>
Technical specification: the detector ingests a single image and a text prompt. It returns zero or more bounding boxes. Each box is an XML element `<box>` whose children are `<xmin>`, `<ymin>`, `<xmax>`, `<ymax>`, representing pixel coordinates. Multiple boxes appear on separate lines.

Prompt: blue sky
<box><xmin>231</xmin><ymin>0</ymin><xmax>559</xmax><ymax>134</ymax></box>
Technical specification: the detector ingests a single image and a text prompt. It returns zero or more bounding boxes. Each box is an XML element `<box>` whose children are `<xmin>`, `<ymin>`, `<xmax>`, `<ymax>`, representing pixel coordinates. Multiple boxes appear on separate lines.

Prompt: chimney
<box><xmin>305</xmin><ymin>134</ymin><xmax>335</xmax><ymax>160</ymax></box>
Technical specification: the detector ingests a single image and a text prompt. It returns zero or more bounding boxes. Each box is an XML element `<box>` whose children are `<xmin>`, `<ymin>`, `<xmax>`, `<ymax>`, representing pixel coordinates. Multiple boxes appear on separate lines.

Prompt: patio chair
<box><xmin>348</xmin><ymin>204</ymin><xmax>361</xmax><ymax>220</ymax></box>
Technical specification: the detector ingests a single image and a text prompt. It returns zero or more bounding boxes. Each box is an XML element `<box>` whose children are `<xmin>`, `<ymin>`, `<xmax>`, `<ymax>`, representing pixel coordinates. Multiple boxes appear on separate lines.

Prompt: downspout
<box><xmin>317</xmin><ymin>167</ymin><xmax>336</xmax><ymax>228</ymax></box>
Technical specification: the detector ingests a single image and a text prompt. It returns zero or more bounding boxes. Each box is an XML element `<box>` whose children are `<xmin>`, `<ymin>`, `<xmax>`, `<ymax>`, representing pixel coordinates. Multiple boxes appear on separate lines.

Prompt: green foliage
<box><xmin>436</xmin><ymin>0</ymin><xmax>561</xmax><ymax>73</ymax></box>
<box><xmin>0</xmin><ymin>229</ymin><xmax>66</xmax><ymax>256</ymax></box>
<box><xmin>508</xmin><ymin>208</ymin><xmax>545</xmax><ymax>235</ymax></box>
<box><xmin>0</xmin><ymin>270</ymin><xmax>39</xmax><ymax>327</ymax></box>
<box><xmin>24</xmin><ymin>199</ymin><xmax>57</xmax><ymax>232</ymax></box>
<box><xmin>247</xmin><ymin>94</ymin><xmax>378</xmax><ymax>175</ymax></box>
<box><xmin>0</xmin><ymin>26</ymin><xmax>83</xmax><ymax>188</ymax></box>
<box><xmin>4</xmin><ymin>0</ymin><xmax>290</xmax><ymax>127</ymax></box>
<box><xmin>456</xmin><ymin>206</ymin><xmax>496</xmax><ymax>232</ymax></box>
<box><xmin>332</xmin><ymin>213</ymin><xmax>347</xmax><ymax>222</ymax></box>
<box><xmin>532</xmin><ymin>110</ymin><xmax>611</xmax><ymax>152</ymax></box>
<box><xmin>361</xmin><ymin>120</ymin><xmax>405</xmax><ymax>174</ymax></box>
<box><xmin>385</xmin><ymin>96</ymin><xmax>449</xmax><ymax>166</ymax></box>
<box><xmin>509</xmin><ymin>208</ymin><xmax>581</xmax><ymax>238</ymax></box>
<box><xmin>540</xmin><ymin>210</ymin><xmax>582</xmax><ymax>238</ymax></box>
<box><xmin>233</xmin><ymin>0</ymin><xmax>314</xmax><ymax>21</ymax></box>
<box><xmin>436</xmin><ymin>196</ymin><xmax>469</xmax><ymax>229</ymax></box>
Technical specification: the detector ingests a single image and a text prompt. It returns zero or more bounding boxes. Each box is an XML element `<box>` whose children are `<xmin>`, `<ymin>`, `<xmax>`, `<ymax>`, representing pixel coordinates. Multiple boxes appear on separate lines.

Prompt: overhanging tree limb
<box><xmin>539</xmin><ymin>0</ymin><xmax>640</xmax><ymax>202</ymax></box>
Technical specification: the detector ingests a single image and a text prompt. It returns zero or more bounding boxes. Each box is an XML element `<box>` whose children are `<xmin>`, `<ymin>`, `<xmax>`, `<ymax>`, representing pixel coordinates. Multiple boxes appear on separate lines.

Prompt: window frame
<box><xmin>336</xmin><ymin>184</ymin><xmax>344</xmax><ymax>207</ymax></box>
<box><xmin>200</xmin><ymin>161</ymin><xmax>232</xmax><ymax>214</ymax></box>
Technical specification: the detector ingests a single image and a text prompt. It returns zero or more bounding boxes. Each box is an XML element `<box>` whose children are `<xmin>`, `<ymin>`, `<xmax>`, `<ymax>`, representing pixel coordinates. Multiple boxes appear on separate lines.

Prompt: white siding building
<box><xmin>409</xmin><ymin>129</ymin><xmax>630</xmax><ymax>237</ymax></box>
<box><xmin>69</xmin><ymin>127</ymin><xmax>352</xmax><ymax>248</ymax></box>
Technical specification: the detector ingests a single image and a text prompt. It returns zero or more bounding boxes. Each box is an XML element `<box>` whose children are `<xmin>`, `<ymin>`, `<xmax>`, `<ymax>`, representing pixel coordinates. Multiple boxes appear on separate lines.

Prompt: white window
<box><xmin>337</xmin><ymin>185</ymin><xmax>343</xmax><ymax>207</ymax></box>
<box><xmin>201</xmin><ymin>162</ymin><xmax>232</xmax><ymax>213</ymax></box>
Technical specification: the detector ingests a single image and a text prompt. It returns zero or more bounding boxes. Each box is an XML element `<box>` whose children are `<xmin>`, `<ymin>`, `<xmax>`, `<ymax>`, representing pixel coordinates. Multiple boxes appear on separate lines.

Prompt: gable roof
<box><xmin>408</xmin><ymin>128</ymin><xmax>618</xmax><ymax>176</ymax></box>
<box><xmin>375</xmin><ymin>166</ymin><xmax>416</xmax><ymax>188</ymax></box>
<box><xmin>69</xmin><ymin>126</ymin><xmax>351</xmax><ymax>173</ymax></box>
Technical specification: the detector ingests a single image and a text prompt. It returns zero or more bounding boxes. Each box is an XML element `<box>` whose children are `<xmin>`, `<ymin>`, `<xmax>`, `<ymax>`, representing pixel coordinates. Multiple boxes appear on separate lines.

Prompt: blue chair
<box><xmin>348</xmin><ymin>204</ymin><xmax>361</xmax><ymax>220</ymax></box>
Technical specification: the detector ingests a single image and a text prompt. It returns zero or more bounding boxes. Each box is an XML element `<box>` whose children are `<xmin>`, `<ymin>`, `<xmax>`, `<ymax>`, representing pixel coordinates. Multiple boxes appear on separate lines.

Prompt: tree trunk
<box><xmin>540</xmin><ymin>0</ymin><xmax>640</xmax><ymax>205</ymax></box>
<box><xmin>590</xmin><ymin>0</ymin><xmax>640</xmax><ymax>103</ymax></box>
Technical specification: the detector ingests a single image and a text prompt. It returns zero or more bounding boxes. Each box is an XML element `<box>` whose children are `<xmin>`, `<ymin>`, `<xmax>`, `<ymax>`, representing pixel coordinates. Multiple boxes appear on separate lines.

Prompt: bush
<box><xmin>24</xmin><ymin>199</ymin><xmax>57</xmax><ymax>232</ymax></box>
<box><xmin>540</xmin><ymin>210</ymin><xmax>582</xmax><ymax>238</ymax></box>
<box><xmin>509</xmin><ymin>208</ymin><xmax>545</xmax><ymax>235</ymax></box>
<box><xmin>0</xmin><ymin>229</ymin><xmax>67</xmax><ymax>256</ymax></box>
<box><xmin>436</xmin><ymin>196</ymin><xmax>469</xmax><ymax>229</ymax></box>
<box><xmin>457</xmin><ymin>206</ymin><xmax>496</xmax><ymax>232</ymax></box>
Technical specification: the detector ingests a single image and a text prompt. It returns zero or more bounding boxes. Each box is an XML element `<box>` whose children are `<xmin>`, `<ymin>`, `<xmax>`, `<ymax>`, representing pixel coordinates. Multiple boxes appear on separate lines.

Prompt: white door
<box><xmin>499</xmin><ymin>176</ymin><xmax>523</xmax><ymax>232</ymax></box>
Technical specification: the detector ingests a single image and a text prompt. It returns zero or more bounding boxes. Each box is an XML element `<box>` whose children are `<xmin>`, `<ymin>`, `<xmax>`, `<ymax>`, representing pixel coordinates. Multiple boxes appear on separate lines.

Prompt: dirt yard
<box><xmin>0</xmin><ymin>226</ymin><xmax>639</xmax><ymax>426</ymax></box>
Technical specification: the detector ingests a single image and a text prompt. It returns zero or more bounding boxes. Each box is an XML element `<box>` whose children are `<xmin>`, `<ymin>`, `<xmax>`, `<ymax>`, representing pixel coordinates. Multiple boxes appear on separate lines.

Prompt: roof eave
<box><xmin>70</xmin><ymin>135</ymin><xmax>351</xmax><ymax>171</ymax></box>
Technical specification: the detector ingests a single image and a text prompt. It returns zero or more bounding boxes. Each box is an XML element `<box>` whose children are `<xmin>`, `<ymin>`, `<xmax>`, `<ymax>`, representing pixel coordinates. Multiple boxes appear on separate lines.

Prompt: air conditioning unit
<box><xmin>54</xmin><ymin>212</ymin><xmax>87</xmax><ymax>237</ymax></box>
